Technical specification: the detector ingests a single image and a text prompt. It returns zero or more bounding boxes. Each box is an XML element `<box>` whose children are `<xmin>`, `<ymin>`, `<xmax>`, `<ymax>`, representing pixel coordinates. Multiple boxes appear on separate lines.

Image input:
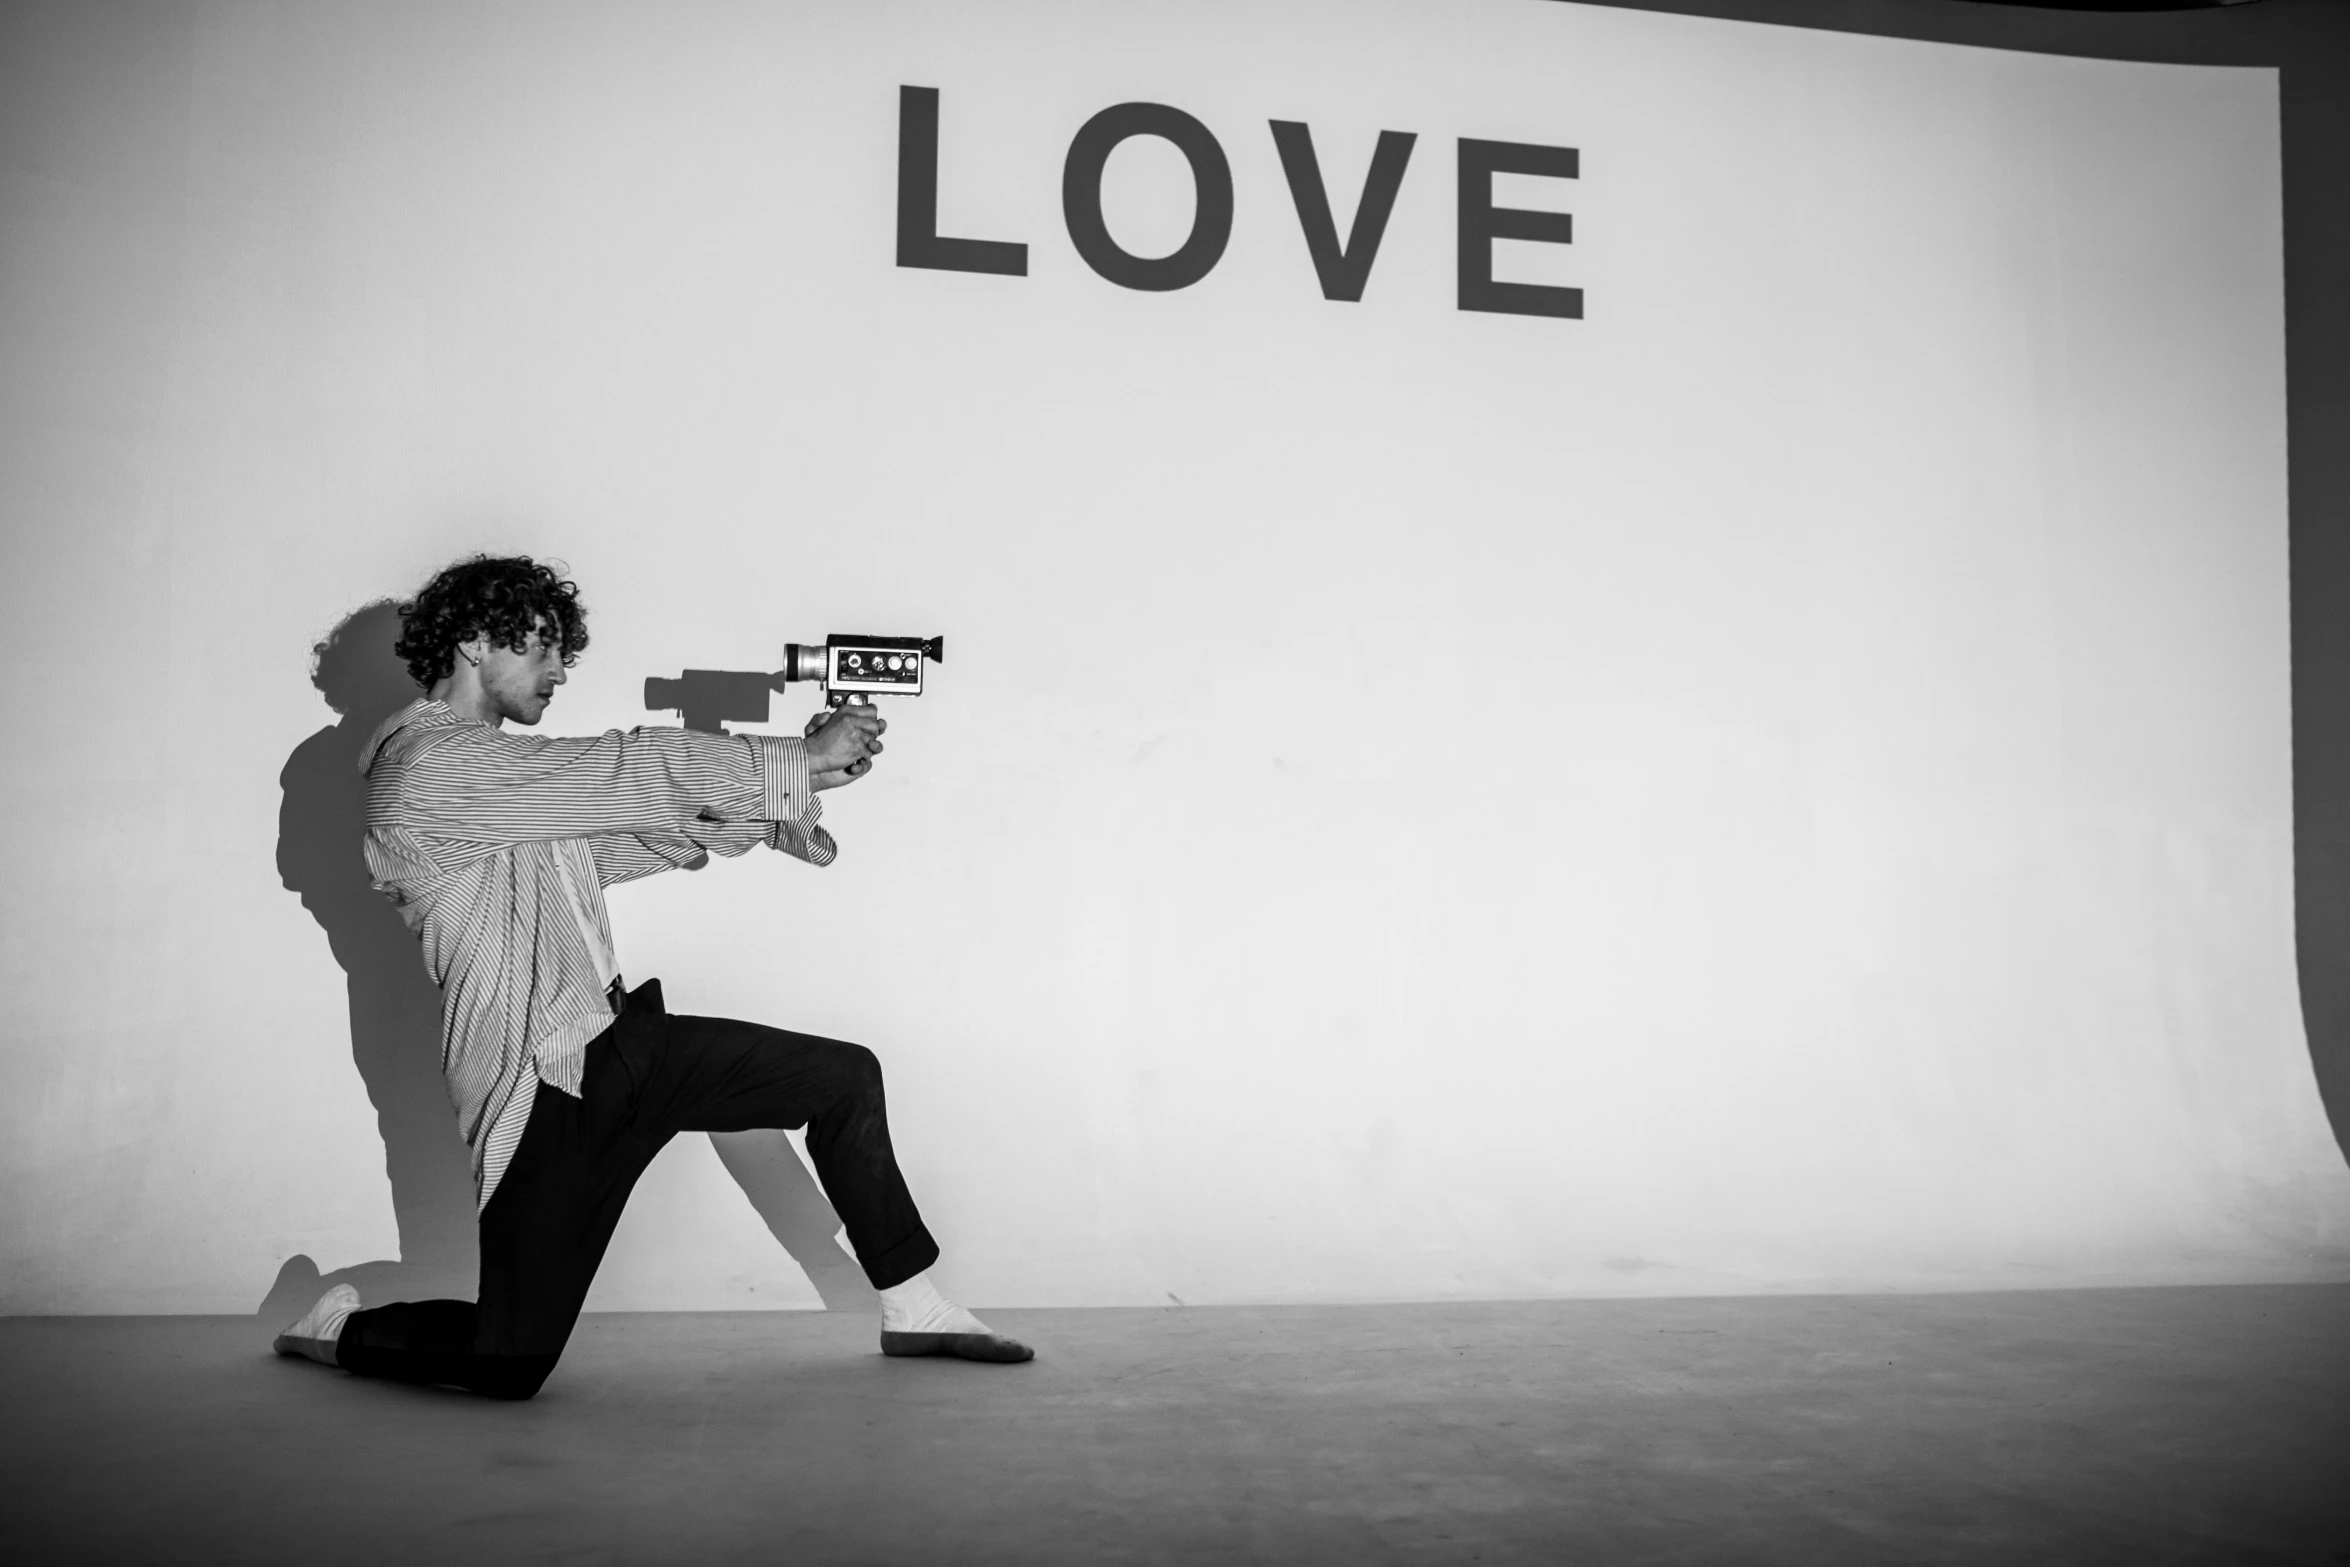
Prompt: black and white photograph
<box><xmin>3</xmin><ymin>0</ymin><xmax>2348</xmax><ymax>1561</ymax></box>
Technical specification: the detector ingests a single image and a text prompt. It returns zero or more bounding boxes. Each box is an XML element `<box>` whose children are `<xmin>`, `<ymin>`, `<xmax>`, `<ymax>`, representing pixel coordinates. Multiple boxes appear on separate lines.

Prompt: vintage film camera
<box><xmin>781</xmin><ymin>633</ymin><xmax>945</xmax><ymax>708</ymax></box>
<box><xmin>644</xmin><ymin>634</ymin><xmax>944</xmax><ymax>734</ymax></box>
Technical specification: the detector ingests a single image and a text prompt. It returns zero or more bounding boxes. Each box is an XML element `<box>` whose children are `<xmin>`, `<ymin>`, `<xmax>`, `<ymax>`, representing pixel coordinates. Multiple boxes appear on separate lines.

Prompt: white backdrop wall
<box><xmin>3</xmin><ymin>0</ymin><xmax>2345</xmax><ymax>1314</ymax></box>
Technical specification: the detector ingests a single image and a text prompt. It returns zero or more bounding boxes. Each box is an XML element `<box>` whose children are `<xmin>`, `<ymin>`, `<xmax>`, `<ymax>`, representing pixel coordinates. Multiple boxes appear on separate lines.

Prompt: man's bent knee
<box><xmin>818</xmin><ymin>1041</ymin><xmax>888</xmax><ymax>1123</ymax></box>
<box><xmin>470</xmin><ymin>1354</ymin><xmax>560</xmax><ymax>1401</ymax></box>
<box><xmin>810</xmin><ymin>1039</ymin><xmax>883</xmax><ymax>1100</ymax></box>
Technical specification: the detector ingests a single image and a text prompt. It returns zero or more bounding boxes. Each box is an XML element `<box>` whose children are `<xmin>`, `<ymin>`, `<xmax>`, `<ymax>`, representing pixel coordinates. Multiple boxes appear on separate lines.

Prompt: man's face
<box><xmin>474</xmin><ymin>618</ymin><xmax>568</xmax><ymax>726</ymax></box>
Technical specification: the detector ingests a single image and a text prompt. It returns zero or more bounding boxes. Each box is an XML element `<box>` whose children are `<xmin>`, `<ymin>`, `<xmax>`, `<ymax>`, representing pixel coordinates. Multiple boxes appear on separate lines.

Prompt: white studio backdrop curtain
<box><xmin>2</xmin><ymin>0</ymin><xmax>2344</xmax><ymax>1312</ymax></box>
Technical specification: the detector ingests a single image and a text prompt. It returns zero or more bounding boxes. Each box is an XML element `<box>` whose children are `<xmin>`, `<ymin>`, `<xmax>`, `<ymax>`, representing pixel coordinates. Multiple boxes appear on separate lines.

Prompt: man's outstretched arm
<box><xmin>391</xmin><ymin>707</ymin><xmax>877</xmax><ymax>849</ymax></box>
<box><xmin>589</xmin><ymin>809</ymin><xmax>837</xmax><ymax>885</ymax></box>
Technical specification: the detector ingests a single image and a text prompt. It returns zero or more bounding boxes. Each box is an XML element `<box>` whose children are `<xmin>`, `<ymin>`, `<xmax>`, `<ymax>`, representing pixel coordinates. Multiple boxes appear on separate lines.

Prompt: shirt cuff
<box><xmin>748</xmin><ymin>734</ymin><xmax>815</xmax><ymax>824</ymax></box>
<box><xmin>768</xmin><ymin>817</ymin><xmax>837</xmax><ymax>866</ymax></box>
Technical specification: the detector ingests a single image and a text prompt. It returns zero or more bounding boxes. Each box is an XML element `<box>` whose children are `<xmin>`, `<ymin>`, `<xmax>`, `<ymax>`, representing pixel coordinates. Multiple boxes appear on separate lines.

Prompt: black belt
<box><xmin>606</xmin><ymin>976</ymin><xmax>663</xmax><ymax>1017</ymax></box>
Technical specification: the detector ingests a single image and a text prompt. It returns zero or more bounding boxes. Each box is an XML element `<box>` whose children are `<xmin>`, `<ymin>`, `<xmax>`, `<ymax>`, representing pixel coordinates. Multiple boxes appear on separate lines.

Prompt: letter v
<box><xmin>1269</xmin><ymin>122</ymin><xmax>1417</xmax><ymax>303</ymax></box>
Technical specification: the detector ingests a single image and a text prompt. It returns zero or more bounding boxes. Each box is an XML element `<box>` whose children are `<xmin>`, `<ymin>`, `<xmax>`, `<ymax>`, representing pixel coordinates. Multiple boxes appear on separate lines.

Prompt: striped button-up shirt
<box><xmin>360</xmin><ymin>699</ymin><xmax>833</xmax><ymax>1209</ymax></box>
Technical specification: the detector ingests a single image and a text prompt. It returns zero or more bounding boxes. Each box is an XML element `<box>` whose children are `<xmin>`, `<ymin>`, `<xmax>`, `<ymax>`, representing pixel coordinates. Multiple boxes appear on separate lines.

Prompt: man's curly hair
<box><xmin>394</xmin><ymin>554</ymin><xmax>589</xmax><ymax>688</ymax></box>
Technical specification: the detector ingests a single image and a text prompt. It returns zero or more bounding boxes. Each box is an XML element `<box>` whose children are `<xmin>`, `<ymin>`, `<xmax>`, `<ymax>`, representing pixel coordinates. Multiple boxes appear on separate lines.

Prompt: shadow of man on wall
<box><xmin>257</xmin><ymin>602</ymin><xmax>476</xmax><ymax>1328</ymax></box>
<box><xmin>257</xmin><ymin>602</ymin><xmax>873</xmax><ymax>1331</ymax></box>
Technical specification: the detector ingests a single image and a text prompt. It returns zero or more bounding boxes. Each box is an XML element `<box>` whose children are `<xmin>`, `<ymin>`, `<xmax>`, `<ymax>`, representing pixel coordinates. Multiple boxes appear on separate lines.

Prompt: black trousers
<box><xmin>336</xmin><ymin>981</ymin><xmax>939</xmax><ymax>1400</ymax></box>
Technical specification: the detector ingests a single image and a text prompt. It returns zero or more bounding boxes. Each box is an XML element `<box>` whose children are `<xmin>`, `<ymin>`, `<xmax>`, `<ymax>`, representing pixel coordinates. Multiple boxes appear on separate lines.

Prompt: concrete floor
<box><xmin>4</xmin><ymin>1287</ymin><xmax>2348</xmax><ymax>1565</ymax></box>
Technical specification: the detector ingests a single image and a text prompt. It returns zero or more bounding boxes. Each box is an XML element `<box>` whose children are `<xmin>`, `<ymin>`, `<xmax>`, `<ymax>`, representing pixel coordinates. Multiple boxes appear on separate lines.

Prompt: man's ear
<box><xmin>455</xmin><ymin>633</ymin><xmax>487</xmax><ymax>670</ymax></box>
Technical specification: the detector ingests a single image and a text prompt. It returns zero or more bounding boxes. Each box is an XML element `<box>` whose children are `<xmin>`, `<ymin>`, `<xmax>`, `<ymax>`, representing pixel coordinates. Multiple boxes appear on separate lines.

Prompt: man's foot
<box><xmin>273</xmin><ymin>1283</ymin><xmax>360</xmax><ymax>1367</ymax></box>
<box><xmin>877</xmin><ymin>1271</ymin><xmax>1033</xmax><ymax>1364</ymax></box>
<box><xmin>880</xmin><ymin>1329</ymin><xmax>1035</xmax><ymax>1363</ymax></box>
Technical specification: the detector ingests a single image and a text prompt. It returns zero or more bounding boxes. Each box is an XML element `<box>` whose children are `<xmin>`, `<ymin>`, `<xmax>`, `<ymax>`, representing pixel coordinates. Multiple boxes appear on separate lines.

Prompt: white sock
<box><xmin>274</xmin><ymin>1283</ymin><xmax>361</xmax><ymax>1366</ymax></box>
<box><xmin>877</xmin><ymin>1271</ymin><xmax>991</xmax><ymax>1336</ymax></box>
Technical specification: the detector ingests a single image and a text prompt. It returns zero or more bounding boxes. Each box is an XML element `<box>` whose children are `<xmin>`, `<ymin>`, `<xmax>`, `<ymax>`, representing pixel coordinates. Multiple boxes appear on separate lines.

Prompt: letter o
<box><xmin>1062</xmin><ymin>103</ymin><xmax>1233</xmax><ymax>292</ymax></box>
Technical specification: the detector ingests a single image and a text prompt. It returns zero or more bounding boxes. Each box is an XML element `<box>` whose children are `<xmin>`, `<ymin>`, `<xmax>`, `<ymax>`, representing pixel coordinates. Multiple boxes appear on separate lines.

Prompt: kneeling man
<box><xmin>275</xmin><ymin>553</ymin><xmax>1027</xmax><ymax>1399</ymax></box>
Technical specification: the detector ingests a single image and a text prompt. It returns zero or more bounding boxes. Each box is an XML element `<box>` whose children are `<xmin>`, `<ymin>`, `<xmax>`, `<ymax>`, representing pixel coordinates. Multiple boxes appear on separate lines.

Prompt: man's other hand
<box><xmin>806</xmin><ymin>702</ymin><xmax>885</xmax><ymax>790</ymax></box>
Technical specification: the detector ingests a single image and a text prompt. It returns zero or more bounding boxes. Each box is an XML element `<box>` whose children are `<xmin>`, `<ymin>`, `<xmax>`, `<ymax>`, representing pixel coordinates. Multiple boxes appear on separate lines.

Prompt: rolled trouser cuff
<box><xmin>857</xmin><ymin>1227</ymin><xmax>942</xmax><ymax>1292</ymax></box>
